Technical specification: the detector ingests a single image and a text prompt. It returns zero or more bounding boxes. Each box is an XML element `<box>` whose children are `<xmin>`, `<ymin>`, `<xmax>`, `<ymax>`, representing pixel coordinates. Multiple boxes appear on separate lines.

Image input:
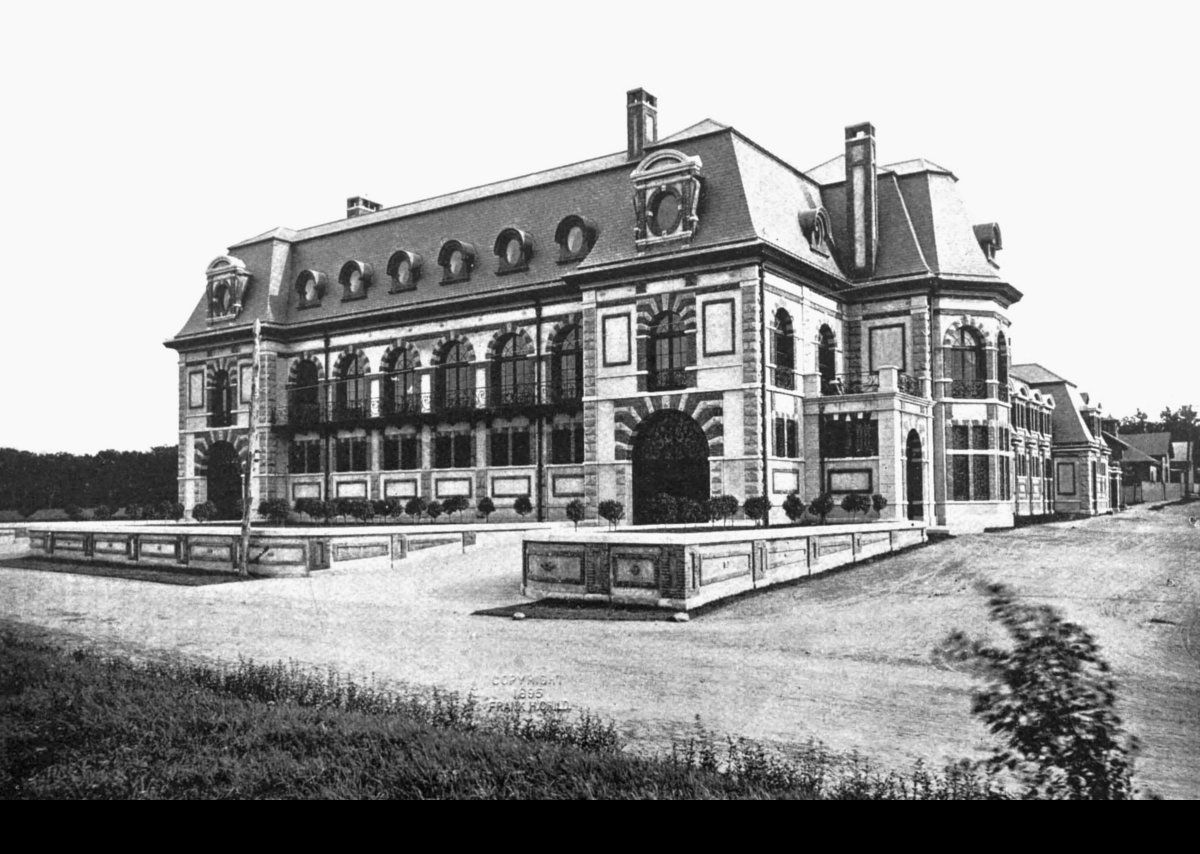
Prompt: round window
<box><xmin>449</xmin><ymin>250</ymin><xmax>466</xmax><ymax>277</ymax></box>
<box><xmin>650</xmin><ymin>189</ymin><xmax>682</xmax><ymax>236</ymax></box>
<box><xmin>505</xmin><ymin>237</ymin><xmax>524</xmax><ymax>267</ymax></box>
<box><xmin>348</xmin><ymin>269</ymin><xmax>363</xmax><ymax>295</ymax></box>
<box><xmin>304</xmin><ymin>278</ymin><xmax>318</xmax><ymax>302</ymax></box>
<box><xmin>566</xmin><ymin>224</ymin><xmax>586</xmax><ymax>255</ymax></box>
<box><xmin>395</xmin><ymin>258</ymin><xmax>412</xmax><ymax>286</ymax></box>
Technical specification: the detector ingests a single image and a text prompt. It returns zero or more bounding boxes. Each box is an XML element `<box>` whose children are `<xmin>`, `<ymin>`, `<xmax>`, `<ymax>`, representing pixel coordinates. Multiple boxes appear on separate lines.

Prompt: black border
<box><xmin>1056</xmin><ymin>462</ymin><xmax>1076</xmax><ymax>495</ymax></box>
<box><xmin>188</xmin><ymin>370</ymin><xmax>205</xmax><ymax>409</ymax></box>
<box><xmin>490</xmin><ymin>474</ymin><xmax>532</xmax><ymax>498</ymax></box>
<box><xmin>601</xmin><ymin>314</ymin><xmax>632</xmax><ymax>367</ymax></box>
<box><xmin>702</xmin><ymin>298</ymin><xmax>737</xmax><ymax>356</ymax></box>
<box><xmin>868</xmin><ymin>323</ymin><xmax>907</xmax><ymax>372</ymax></box>
<box><xmin>434</xmin><ymin>476</ymin><xmax>473</xmax><ymax>499</ymax></box>
<box><xmin>550</xmin><ymin>473</ymin><xmax>586</xmax><ymax>498</ymax></box>
<box><xmin>827</xmin><ymin>468</ymin><xmax>873</xmax><ymax>494</ymax></box>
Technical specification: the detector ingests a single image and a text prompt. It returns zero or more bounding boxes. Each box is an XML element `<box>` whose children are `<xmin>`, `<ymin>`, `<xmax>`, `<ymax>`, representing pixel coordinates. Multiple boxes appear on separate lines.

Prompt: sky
<box><xmin>0</xmin><ymin>1</ymin><xmax>1196</xmax><ymax>453</ymax></box>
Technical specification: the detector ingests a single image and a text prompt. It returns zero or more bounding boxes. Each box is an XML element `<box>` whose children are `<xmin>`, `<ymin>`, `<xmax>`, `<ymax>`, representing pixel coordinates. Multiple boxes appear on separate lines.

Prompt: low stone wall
<box><xmin>522</xmin><ymin>521</ymin><xmax>927</xmax><ymax>611</ymax></box>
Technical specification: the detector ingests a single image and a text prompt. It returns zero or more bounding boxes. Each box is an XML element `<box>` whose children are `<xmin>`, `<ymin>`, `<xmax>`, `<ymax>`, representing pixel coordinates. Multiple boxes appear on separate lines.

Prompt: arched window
<box><xmin>772</xmin><ymin>309</ymin><xmax>795</xmax><ymax>389</ymax></box>
<box><xmin>383</xmin><ymin>350</ymin><xmax>419</xmax><ymax>416</ymax></box>
<box><xmin>289</xmin><ymin>360</ymin><xmax>321</xmax><ymax>427</ymax></box>
<box><xmin>818</xmin><ymin>325</ymin><xmax>838</xmax><ymax>393</ymax></box>
<box><xmin>335</xmin><ymin>353</ymin><xmax>369</xmax><ymax>419</ymax></box>
<box><xmin>492</xmin><ymin>334</ymin><xmax>536</xmax><ymax>406</ymax></box>
<box><xmin>997</xmin><ymin>332</ymin><xmax>1009</xmax><ymax>401</ymax></box>
<box><xmin>948</xmin><ymin>327</ymin><xmax>986</xmax><ymax>399</ymax></box>
<box><xmin>209</xmin><ymin>369</ymin><xmax>234</xmax><ymax>427</ymax></box>
<box><xmin>551</xmin><ymin>326</ymin><xmax>583</xmax><ymax>404</ymax></box>
<box><xmin>648</xmin><ymin>311</ymin><xmax>688</xmax><ymax>391</ymax></box>
<box><xmin>438</xmin><ymin>341</ymin><xmax>474</xmax><ymax>411</ymax></box>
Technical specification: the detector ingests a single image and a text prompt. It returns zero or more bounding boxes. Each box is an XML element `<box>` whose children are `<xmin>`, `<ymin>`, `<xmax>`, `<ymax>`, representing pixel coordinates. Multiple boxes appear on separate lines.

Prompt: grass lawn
<box><xmin>0</xmin><ymin>629</ymin><xmax>1003</xmax><ymax>800</ymax></box>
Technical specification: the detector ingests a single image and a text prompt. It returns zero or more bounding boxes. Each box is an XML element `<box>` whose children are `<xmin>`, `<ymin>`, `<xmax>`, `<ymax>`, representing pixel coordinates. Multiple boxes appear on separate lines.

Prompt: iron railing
<box><xmin>648</xmin><ymin>368</ymin><xmax>689</xmax><ymax>392</ymax></box>
<box><xmin>821</xmin><ymin>373</ymin><xmax>879</xmax><ymax>396</ymax></box>
<box><xmin>897</xmin><ymin>372</ymin><xmax>923</xmax><ymax>396</ymax></box>
<box><xmin>773</xmin><ymin>367</ymin><xmax>796</xmax><ymax>390</ymax></box>
<box><xmin>949</xmin><ymin>379</ymin><xmax>988</xmax><ymax>399</ymax></box>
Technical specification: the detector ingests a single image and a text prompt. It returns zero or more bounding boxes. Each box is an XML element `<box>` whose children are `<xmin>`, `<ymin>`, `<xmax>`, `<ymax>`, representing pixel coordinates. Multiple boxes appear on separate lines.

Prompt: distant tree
<box><xmin>565</xmin><ymin>498</ymin><xmax>586</xmax><ymax>529</ymax></box>
<box><xmin>93</xmin><ymin>504</ymin><xmax>113</xmax><ymax>521</ymax></box>
<box><xmin>743</xmin><ymin>496</ymin><xmax>772</xmax><ymax>527</ymax></box>
<box><xmin>841</xmin><ymin>492</ymin><xmax>872</xmax><ymax>522</ymax></box>
<box><xmin>936</xmin><ymin>583</ymin><xmax>1138</xmax><ymax>800</ymax></box>
<box><xmin>404</xmin><ymin>496</ymin><xmax>427</xmax><ymax>524</ymax></box>
<box><xmin>513</xmin><ymin>495</ymin><xmax>533</xmax><ymax>519</ymax></box>
<box><xmin>598</xmin><ymin>499</ymin><xmax>624</xmax><ymax>530</ymax></box>
<box><xmin>476</xmin><ymin>496</ymin><xmax>495</xmax><ymax>522</ymax></box>
<box><xmin>426</xmin><ymin>500</ymin><xmax>444</xmax><ymax>522</ymax></box>
<box><xmin>810</xmin><ymin>492</ymin><xmax>835</xmax><ymax>525</ymax></box>
<box><xmin>871</xmin><ymin>493</ymin><xmax>888</xmax><ymax>517</ymax></box>
<box><xmin>782</xmin><ymin>492</ymin><xmax>807</xmax><ymax>524</ymax></box>
<box><xmin>259</xmin><ymin>499</ymin><xmax>290</xmax><ymax>525</ymax></box>
<box><xmin>63</xmin><ymin>504</ymin><xmax>83</xmax><ymax>522</ymax></box>
<box><xmin>124</xmin><ymin>503</ymin><xmax>145</xmax><ymax>521</ymax></box>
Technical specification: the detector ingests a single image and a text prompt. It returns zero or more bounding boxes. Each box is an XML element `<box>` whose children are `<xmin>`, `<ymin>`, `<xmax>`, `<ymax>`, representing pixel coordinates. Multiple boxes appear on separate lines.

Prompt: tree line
<box><xmin>0</xmin><ymin>446</ymin><xmax>177</xmax><ymax>514</ymax></box>
<box><xmin>1118</xmin><ymin>404</ymin><xmax>1198</xmax><ymax>444</ymax></box>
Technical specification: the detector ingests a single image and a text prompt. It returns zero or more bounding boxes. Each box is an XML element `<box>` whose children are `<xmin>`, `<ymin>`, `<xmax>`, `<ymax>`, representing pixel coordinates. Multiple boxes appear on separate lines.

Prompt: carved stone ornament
<box><xmin>631</xmin><ymin>149</ymin><xmax>704</xmax><ymax>250</ymax></box>
<box><xmin>205</xmin><ymin>255</ymin><xmax>251</xmax><ymax>322</ymax></box>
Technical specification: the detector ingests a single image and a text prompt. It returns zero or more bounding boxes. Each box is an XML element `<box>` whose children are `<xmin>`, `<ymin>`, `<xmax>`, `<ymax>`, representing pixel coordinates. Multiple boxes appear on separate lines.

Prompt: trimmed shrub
<box><xmin>706</xmin><ymin>494</ymin><xmax>739</xmax><ymax>527</ymax></box>
<box><xmin>810</xmin><ymin>492</ymin><xmax>835</xmax><ymax>525</ymax></box>
<box><xmin>371</xmin><ymin>499</ymin><xmax>390</xmax><ymax>520</ymax></box>
<box><xmin>426</xmin><ymin>500</ymin><xmax>444</xmax><ymax>522</ymax></box>
<box><xmin>598</xmin><ymin>499</ymin><xmax>624</xmax><ymax>530</ymax></box>
<box><xmin>382</xmin><ymin>499</ymin><xmax>402</xmax><ymax>520</ymax></box>
<box><xmin>93</xmin><ymin>504</ymin><xmax>113</xmax><ymax>521</ymax></box>
<box><xmin>124</xmin><ymin>503</ymin><xmax>146</xmax><ymax>521</ymax></box>
<box><xmin>192</xmin><ymin>501</ymin><xmax>218</xmax><ymax>522</ymax></box>
<box><xmin>63</xmin><ymin>504</ymin><xmax>84</xmax><ymax>522</ymax></box>
<box><xmin>743</xmin><ymin>496</ymin><xmax>772</xmax><ymax>527</ymax></box>
<box><xmin>293</xmin><ymin>498</ymin><xmax>322</xmax><ymax>520</ymax></box>
<box><xmin>404</xmin><ymin>496</ymin><xmax>427</xmax><ymax>524</ymax></box>
<box><xmin>477</xmin><ymin>497</ymin><xmax>495</xmax><ymax>522</ymax></box>
<box><xmin>444</xmin><ymin>495</ymin><xmax>470</xmax><ymax>520</ymax></box>
<box><xmin>841</xmin><ymin>493</ymin><xmax>872</xmax><ymax>522</ymax></box>
<box><xmin>676</xmin><ymin>497</ymin><xmax>708</xmax><ymax>524</ymax></box>
<box><xmin>645</xmin><ymin>493</ymin><xmax>678</xmax><ymax>525</ymax></box>
<box><xmin>871</xmin><ymin>493</ymin><xmax>888</xmax><ymax>516</ymax></box>
<box><xmin>513</xmin><ymin>496</ymin><xmax>533</xmax><ymax>519</ymax></box>
<box><xmin>259</xmin><ymin>499</ymin><xmax>291</xmax><ymax>525</ymax></box>
<box><xmin>782</xmin><ymin>493</ymin><xmax>807</xmax><ymax>524</ymax></box>
<box><xmin>565</xmin><ymin>498</ymin><xmax>586</xmax><ymax>529</ymax></box>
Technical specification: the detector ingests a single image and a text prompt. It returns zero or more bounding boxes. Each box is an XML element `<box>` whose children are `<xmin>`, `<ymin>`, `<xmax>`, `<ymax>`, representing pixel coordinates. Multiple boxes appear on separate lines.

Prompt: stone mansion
<box><xmin>166</xmin><ymin>89</ymin><xmax>1113</xmax><ymax>531</ymax></box>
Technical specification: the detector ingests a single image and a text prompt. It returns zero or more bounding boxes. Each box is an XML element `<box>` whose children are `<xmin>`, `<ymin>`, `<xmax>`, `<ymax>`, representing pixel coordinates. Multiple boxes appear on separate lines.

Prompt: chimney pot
<box><xmin>346</xmin><ymin>196</ymin><xmax>382</xmax><ymax>219</ymax></box>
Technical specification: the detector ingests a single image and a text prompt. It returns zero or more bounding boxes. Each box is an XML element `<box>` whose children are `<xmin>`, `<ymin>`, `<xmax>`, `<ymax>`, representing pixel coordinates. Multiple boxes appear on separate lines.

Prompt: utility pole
<box><xmin>240</xmin><ymin>319</ymin><xmax>262</xmax><ymax>577</ymax></box>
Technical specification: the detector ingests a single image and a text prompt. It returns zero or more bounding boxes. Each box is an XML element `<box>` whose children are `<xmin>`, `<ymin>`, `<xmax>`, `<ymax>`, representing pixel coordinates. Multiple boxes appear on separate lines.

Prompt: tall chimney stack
<box><xmin>627</xmin><ymin>88</ymin><xmax>658</xmax><ymax>160</ymax></box>
<box><xmin>844</xmin><ymin>122</ymin><xmax>878</xmax><ymax>277</ymax></box>
<box><xmin>347</xmin><ymin>196</ymin><xmax>382</xmax><ymax>219</ymax></box>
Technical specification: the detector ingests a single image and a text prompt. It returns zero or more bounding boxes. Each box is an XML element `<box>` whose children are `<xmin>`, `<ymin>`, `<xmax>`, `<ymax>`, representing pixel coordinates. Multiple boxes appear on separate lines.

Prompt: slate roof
<box><xmin>1104</xmin><ymin>433</ymin><xmax>1160</xmax><ymax>466</ymax></box>
<box><xmin>1011</xmin><ymin>363</ymin><xmax>1072</xmax><ymax>386</ymax></box>
<box><xmin>1119</xmin><ymin>431</ymin><xmax>1174</xmax><ymax>459</ymax></box>
<box><xmin>169</xmin><ymin>114</ymin><xmax>1013</xmax><ymax>345</ymax></box>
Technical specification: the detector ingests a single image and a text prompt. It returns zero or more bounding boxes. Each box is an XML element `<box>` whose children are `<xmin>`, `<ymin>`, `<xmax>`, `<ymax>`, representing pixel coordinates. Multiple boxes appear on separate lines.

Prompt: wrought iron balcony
<box><xmin>949</xmin><ymin>379</ymin><xmax>988</xmax><ymax>399</ymax></box>
<box><xmin>897</xmin><ymin>372</ymin><xmax>923</xmax><ymax>396</ymax></box>
<box><xmin>773</xmin><ymin>367</ymin><xmax>796</xmax><ymax>390</ymax></box>
<box><xmin>821</xmin><ymin>372</ymin><xmax>879</xmax><ymax>396</ymax></box>
<box><xmin>648</xmin><ymin>368</ymin><xmax>689</xmax><ymax>392</ymax></box>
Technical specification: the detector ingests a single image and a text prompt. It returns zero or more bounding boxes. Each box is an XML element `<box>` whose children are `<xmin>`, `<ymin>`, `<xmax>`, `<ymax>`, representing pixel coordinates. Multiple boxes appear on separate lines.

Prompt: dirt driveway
<box><xmin>3</xmin><ymin>504</ymin><xmax>1197</xmax><ymax>798</ymax></box>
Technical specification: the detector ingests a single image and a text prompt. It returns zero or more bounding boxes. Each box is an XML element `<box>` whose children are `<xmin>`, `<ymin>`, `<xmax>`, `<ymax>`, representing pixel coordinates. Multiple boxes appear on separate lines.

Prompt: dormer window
<box><xmin>631</xmin><ymin>149</ymin><xmax>703</xmax><ymax>250</ymax></box>
<box><xmin>437</xmin><ymin>240</ymin><xmax>476</xmax><ymax>285</ymax></box>
<box><xmin>205</xmin><ymin>255</ymin><xmax>251</xmax><ymax>323</ymax></box>
<box><xmin>386</xmin><ymin>250</ymin><xmax>422</xmax><ymax>292</ymax></box>
<box><xmin>554</xmin><ymin>215</ymin><xmax>598</xmax><ymax>262</ymax></box>
<box><xmin>338</xmin><ymin>260</ymin><xmax>373</xmax><ymax>301</ymax></box>
<box><xmin>973</xmin><ymin>223</ymin><xmax>1003</xmax><ymax>265</ymax></box>
<box><xmin>799</xmin><ymin>208</ymin><xmax>833</xmax><ymax>256</ymax></box>
<box><xmin>648</xmin><ymin>188</ymin><xmax>683</xmax><ymax>236</ymax></box>
<box><xmin>295</xmin><ymin>270</ymin><xmax>327</xmax><ymax>309</ymax></box>
<box><xmin>493</xmin><ymin>228</ymin><xmax>533</xmax><ymax>275</ymax></box>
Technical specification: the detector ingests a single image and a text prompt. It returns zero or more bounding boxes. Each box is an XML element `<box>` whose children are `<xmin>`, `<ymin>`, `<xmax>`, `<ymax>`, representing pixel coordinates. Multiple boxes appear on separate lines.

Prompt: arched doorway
<box><xmin>905</xmin><ymin>429</ymin><xmax>924</xmax><ymax>520</ymax></box>
<box><xmin>206</xmin><ymin>441</ymin><xmax>243</xmax><ymax>520</ymax></box>
<box><xmin>632</xmin><ymin>410</ymin><xmax>709</xmax><ymax>524</ymax></box>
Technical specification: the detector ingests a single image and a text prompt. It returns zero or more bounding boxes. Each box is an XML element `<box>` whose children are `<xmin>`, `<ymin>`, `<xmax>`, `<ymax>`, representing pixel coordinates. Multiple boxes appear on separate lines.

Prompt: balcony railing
<box><xmin>821</xmin><ymin>373</ymin><xmax>879</xmax><ymax>396</ymax></box>
<box><xmin>948</xmin><ymin>379</ymin><xmax>988</xmax><ymax>399</ymax></box>
<box><xmin>648</xmin><ymin>368</ymin><xmax>689</xmax><ymax>392</ymax></box>
<box><xmin>897</xmin><ymin>372</ymin><xmax>922</xmax><ymax>396</ymax></box>
<box><xmin>773</xmin><ymin>367</ymin><xmax>797</xmax><ymax>390</ymax></box>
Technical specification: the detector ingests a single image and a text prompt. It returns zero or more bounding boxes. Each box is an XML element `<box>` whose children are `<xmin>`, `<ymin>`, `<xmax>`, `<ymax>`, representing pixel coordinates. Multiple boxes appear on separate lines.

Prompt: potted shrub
<box><xmin>782</xmin><ymin>492</ymin><xmax>807</xmax><ymax>524</ymax></box>
<box><xmin>565</xmin><ymin>498</ymin><xmax>586</xmax><ymax>529</ymax></box>
<box><xmin>810</xmin><ymin>492</ymin><xmax>835</xmax><ymax>525</ymax></box>
<box><xmin>743</xmin><ymin>495</ymin><xmax>772</xmax><ymax>527</ymax></box>
<box><xmin>259</xmin><ymin>498</ymin><xmax>290</xmax><ymax>525</ymax></box>
<box><xmin>444</xmin><ymin>495</ymin><xmax>470</xmax><ymax>522</ymax></box>
<box><xmin>513</xmin><ymin>495</ymin><xmax>533</xmax><ymax>519</ymax></box>
<box><xmin>676</xmin><ymin>497</ymin><xmax>708</xmax><ymax>524</ymax></box>
<box><xmin>477</xmin><ymin>496</ymin><xmax>495</xmax><ymax>522</ymax></box>
<box><xmin>871</xmin><ymin>493</ymin><xmax>888</xmax><ymax>518</ymax></box>
<box><xmin>841</xmin><ymin>492</ymin><xmax>872</xmax><ymax>523</ymax></box>
<box><xmin>404</xmin><ymin>496</ymin><xmax>427</xmax><ymax>524</ymax></box>
<box><xmin>646</xmin><ymin>493</ymin><xmax>678</xmax><ymax>525</ymax></box>
<box><xmin>93</xmin><ymin>504</ymin><xmax>113</xmax><ymax>521</ymax></box>
<box><xmin>426</xmin><ymin>500</ymin><xmax>444</xmax><ymax>522</ymax></box>
<box><xmin>598</xmin><ymin>499</ymin><xmax>624</xmax><ymax>530</ymax></box>
<box><xmin>192</xmin><ymin>501</ymin><xmax>217</xmax><ymax>522</ymax></box>
<box><xmin>706</xmin><ymin>494</ymin><xmax>739</xmax><ymax>527</ymax></box>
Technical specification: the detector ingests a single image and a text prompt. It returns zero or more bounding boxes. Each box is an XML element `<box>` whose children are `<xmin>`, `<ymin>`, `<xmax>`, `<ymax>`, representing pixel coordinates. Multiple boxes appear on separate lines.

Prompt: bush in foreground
<box><xmin>598</xmin><ymin>500</ymin><xmax>624</xmax><ymax>530</ymax></box>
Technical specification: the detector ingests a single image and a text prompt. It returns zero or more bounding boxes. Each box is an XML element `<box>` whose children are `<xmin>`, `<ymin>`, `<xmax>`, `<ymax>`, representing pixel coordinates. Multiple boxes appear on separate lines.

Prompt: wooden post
<box><xmin>240</xmin><ymin>320</ymin><xmax>262</xmax><ymax>577</ymax></box>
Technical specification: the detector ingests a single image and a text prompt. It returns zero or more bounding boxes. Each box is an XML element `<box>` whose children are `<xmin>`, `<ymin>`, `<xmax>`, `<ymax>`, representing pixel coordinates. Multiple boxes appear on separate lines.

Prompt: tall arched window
<box><xmin>551</xmin><ymin>326</ymin><xmax>583</xmax><ymax>403</ymax></box>
<box><xmin>438</xmin><ymin>341</ymin><xmax>474</xmax><ymax>411</ymax></box>
<box><xmin>948</xmin><ymin>328</ymin><xmax>986</xmax><ymax>399</ymax></box>
<box><xmin>209</xmin><ymin>369</ymin><xmax>234</xmax><ymax>427</ymax></box>
<box><xmin>997</xmin><ymin>332</ymin><xmax>1009</xmax><ymax>401</ymax></box>
<box><xmin>772</xmin><ymin>309</ymin><xmax>795</xmax><ymax>389</ymax></box>
<box><xmin>289</xmin><ymin>360</ymin><xmax>321</xmax><ymax>427</ymax></box>
<box><xmin>818</xmin><ymin>324</ymin><xmax>838</xmax><ymax>393</ymax></box>
<box><xmin>335</xmin><ymin>353</ymin><xmax>369</xmax><ymax>419</ymax></box>
<box><xmin>383</xmin><ymin>350</ymin><xmax>418</xmax><ymax>415</ymax></box>
<box><xmin>648</xmin><ymin>311</ymin><xmax>688</xmax><ymax>391</ymax></box>
<box><xmin>492</xmin><ymin>334</ymin><xmax>535</xmax><ymax>406</ymax></box>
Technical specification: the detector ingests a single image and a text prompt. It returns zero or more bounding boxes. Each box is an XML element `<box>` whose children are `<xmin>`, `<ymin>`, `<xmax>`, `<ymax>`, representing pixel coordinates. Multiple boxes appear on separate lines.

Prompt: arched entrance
<box><xmin>206</xmin><ymin>441</ymin><xmax>243</xmax><ymax>520</ymax></box>
<box><xmin>905</xmin><ymin>429</ymin><xmax>924</xmax><ymax>520</ymax></box>
<box><xmin>632</xmin><ymin>410</ymin><xmax>709</xmax><ymax>524</ymax></box>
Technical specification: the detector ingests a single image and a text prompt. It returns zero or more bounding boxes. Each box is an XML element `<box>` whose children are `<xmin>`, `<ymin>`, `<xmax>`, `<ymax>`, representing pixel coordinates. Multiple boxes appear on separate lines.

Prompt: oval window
<box><xmin>505</xmin><ymin>237</ymin><xmax>524</xmax><ymax>267</ymax></box>
<box><xmin>566</xmin><ymin>224</ymin><xmax>586</xmax><ymax>255</ymax></box>
<box><xmin>304</xmin><ymin>278</ymin><xmax>319</xmax><ymax>302</ymax></box>
<box><xmin>650</xmin><ymin>189</ymin><xmax>682</xmax><ymax>236</ymax></box>
<box><xmin>449</xmin><ymin>250</ymin><xmax>466</xmax><ymax>277</ymax></box>
<box><xmin>348</xmin><ymin>269</ymin><xmax>363</xmax><ymax>295</ymax></box>
<box><xmin>395</xmin><ymin>258</ymin><xmax>412</xmax><ymax>286</ymax></box>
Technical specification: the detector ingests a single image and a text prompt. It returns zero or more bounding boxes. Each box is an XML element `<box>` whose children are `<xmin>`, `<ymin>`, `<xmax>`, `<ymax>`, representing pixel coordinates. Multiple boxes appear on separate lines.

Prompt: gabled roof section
<box><xmin>1105</xmin><ymin>433</ymin><xmax>1160</xmax><ymax>466</ymax></box>
<box><xmin>1120</xmin><ymin>431</ymin><xmax>1173</xmax><ymax>458</ymax></box>
<box><xmin>654</xmin><ymin>118</ymin><xmax>729</xmax><ymax>146</ymax></box>
<box><xmin>1012</xmin><ymin>363</ymin><xmax>1072</xmax><ymax>386</ymax></box>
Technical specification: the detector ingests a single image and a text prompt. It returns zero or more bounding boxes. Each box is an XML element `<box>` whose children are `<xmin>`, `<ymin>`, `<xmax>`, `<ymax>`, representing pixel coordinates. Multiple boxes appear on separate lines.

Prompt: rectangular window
<box><xmin>971</xmin><ymin>425</ymin><xmax>990</xmax><ymax>450</ymax></box>
<box><xmin>952</xmin><ymin>456</ymin><xmax>970</xmax><ymax>501</ymax></box>
<box><xmin>951</xmin><ymin>425</ymin><xmax>969</xmax><ymax>450</ymax></box>
<box><xmin>452</xmin><ymin>432</ymin><xmax>473</xmax><ymax>469</ymax></box>
<box><xmin>335</xmin><ymin>437</ymin><xmax>368</xmax><ymax>472</ymax></box>
<box><xmin>289</xmin><ymin>439</ymin><xmax>323</xmax><ymax>474</ymax></box>
<box><xmin>382</xmin><ymin>435</ymin><xmax>420</xmax><ymax>471</ymax></box>
<box><xmin>491</xmin><ymin>428</ymin><xmax>533</xmax><ymax>467</ymax></box>
<box><xmin>820</xmin><ymin>416</ymin><xmax>877</xmax><ymax>458</ymax></box>
<box><xmin>774</xmin><ymin>416</ymin><xmax>799</xmax><ymax>459</ymax></box>
<box><xmin>1057</xmin><ymin>462</ymin><xmax>1076</xmax><ymax>495</ymax></box>
<box><xmin>435</xmin><ymin>431</ymin><xmax>472</xmax><ymax>468</ymax></box>
<box><xmin>490</xmin><ymin>430</ymin><xmax>509</xmax><ymax>467</ymax></box>
<box><xmin>972</xmin><ymin>455</ymin><xmax>991</xmax><ymax>500</ymax></box>
<box><xmin>511</xmin><ymin>429</ymin><xmax>531</xmax><ymax>467</ymax></box>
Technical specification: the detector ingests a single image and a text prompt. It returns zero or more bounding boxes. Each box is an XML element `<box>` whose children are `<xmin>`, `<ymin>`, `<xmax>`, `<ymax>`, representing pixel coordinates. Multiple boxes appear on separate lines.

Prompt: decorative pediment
<box><xmin>206</xmin><ymin>255</ymin><xmax>251</xmax><ymax>322</ymax></box>
<box><xmin>631</xmin><ymin>149</ymin><xmax>703</xmax><ymax>250</ymax></box>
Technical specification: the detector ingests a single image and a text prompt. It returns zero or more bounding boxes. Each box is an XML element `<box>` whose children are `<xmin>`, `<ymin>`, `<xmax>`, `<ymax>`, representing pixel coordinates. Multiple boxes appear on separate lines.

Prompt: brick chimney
<box><xmin>627</xmin><ymin>88</ymin><xmax>658</xmax><ymax>160</ymax></box>
<box><xmin>346</xmin><ymin>196</ymin><xmax>382</xmax><ymax>219</ymax></box>
<box><xmin>844</xmin><ymin>122</ymin><xmax>878</xmax><ymax>277</ymax></box>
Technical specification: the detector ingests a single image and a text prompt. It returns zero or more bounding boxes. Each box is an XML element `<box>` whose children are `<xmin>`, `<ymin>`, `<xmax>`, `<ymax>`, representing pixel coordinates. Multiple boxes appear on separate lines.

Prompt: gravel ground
<box><xmin>3</xmin><ymin>503</ymin><xmax>1197</xmax><ymax>798</ymax></box>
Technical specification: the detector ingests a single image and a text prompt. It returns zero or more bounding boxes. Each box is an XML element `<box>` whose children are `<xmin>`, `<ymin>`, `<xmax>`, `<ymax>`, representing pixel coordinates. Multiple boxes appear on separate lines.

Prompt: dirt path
<box><xmin>3</xmin><ymin>504</ymin><xmax>1197</xmax><ymax>798</ymax></box>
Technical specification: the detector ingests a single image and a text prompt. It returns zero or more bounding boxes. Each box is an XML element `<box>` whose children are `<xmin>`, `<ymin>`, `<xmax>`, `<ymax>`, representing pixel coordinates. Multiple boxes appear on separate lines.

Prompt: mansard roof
<box><xmin>1011</xmin><ymin>363</ymin><xmax>1072</xmax><ymax>386</ymax></box>
<box><xmin>168</xmin><ymin>114</ymin><xmax>1015</xmax><ymax>346</ymax></box>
